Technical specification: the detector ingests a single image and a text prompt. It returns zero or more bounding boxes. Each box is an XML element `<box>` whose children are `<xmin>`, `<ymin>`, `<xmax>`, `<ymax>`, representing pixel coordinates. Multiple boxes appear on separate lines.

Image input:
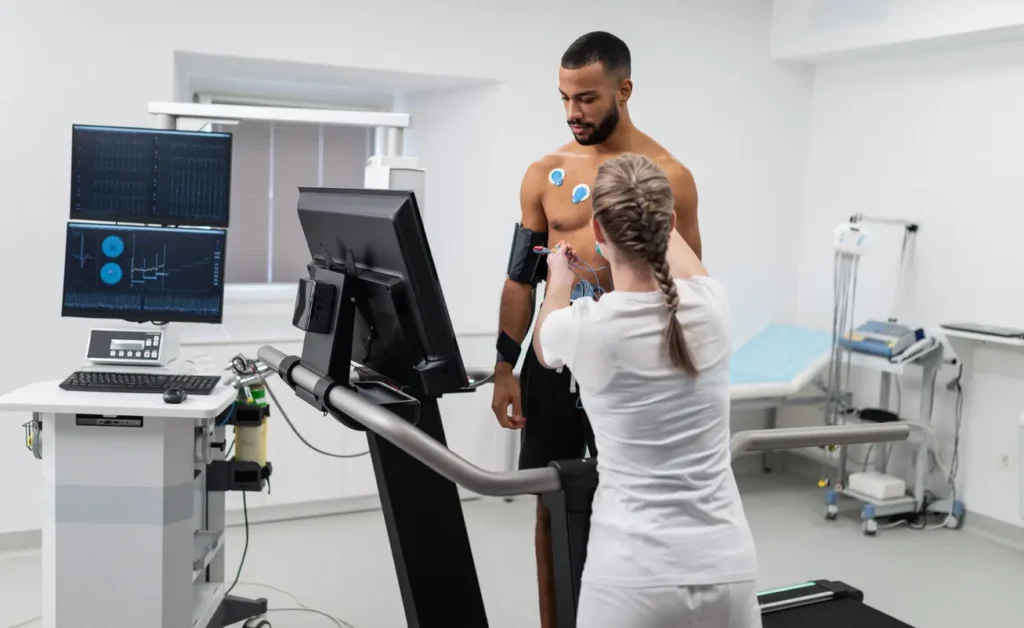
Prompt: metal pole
<box><xmin>730</xmin><ymin>424</ymin><xmax>909</xmax><ymax>460</ymax></box>
<box><xmin>257</xmin><ymin>346</ymin><xmax>561</xmax><ymax>495</ymax></box>
<box><xmin>848</xmin><ymin>213</ymin><xmax>919</xmax><ymax>229</ymax></box>
<box><xmin>387</xmin><ymin>127</ymin><xmax>403</xmax><ymax>157</ymax></box>
<box><xmin>373</xmin><ymin>127</ymin><xmax>387</xmax><ymax>158</ymax></box>
<box><xmin>257</xmin><ymin>346</ymin><xmax>913</xmax><ymax>496</ymax></box>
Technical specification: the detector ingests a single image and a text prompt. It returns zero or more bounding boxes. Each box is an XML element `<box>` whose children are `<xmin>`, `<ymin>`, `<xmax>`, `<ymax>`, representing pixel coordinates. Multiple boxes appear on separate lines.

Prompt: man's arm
<box><xmin>665</xmin><ymin>161</ymin><xmax>701</xmax><ymax>260</ymax></box>
<box><xmin>496</xmin><ymin>161</ymin><xmax>548</xmax><ymax>373</ymax></box>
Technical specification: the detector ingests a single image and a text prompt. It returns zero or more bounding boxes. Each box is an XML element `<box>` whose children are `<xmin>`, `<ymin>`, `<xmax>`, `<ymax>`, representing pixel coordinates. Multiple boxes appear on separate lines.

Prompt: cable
<box><xmin>266</xmin><ymin>608</ymin><xmax>352</xmax><ymax>627</ymax></box>
<box><xmin>226</xmin><ymin>491</ymin><xmax>249</xmax><ymax>596</ymax></box>
<box><xmin>5</xmin><ymin>616</ymin><xmax>41</xmax><ymax>628</ymax></box>
<box><xmin>255</xmin><ymin>369</ymin><xmax>370</xmax><ymax>459</ymax></box>
<box><xmin>236</xmin><ymin>582</ymin><xmax>356</xmax><ymax>628</ymax></box>
<box><xmin>217</xmin><ymin>403</ymin><xmax>236</xmax><ymax>427</ymax></box>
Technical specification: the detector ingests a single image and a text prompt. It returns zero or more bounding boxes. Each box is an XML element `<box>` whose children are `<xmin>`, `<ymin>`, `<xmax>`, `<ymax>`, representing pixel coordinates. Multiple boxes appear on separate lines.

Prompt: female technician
<box><xmin>533</xmin><ymin>154</ymin><xmax>760</xmax><ymax>628</ymax></box>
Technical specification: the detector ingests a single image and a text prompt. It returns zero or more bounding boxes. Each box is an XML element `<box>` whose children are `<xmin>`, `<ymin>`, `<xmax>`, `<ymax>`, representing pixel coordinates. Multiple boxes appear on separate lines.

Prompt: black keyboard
<box><xmin>59</xmin><ymin>371</ymin><xmax>222</xmax><ymax>395</ymax></box>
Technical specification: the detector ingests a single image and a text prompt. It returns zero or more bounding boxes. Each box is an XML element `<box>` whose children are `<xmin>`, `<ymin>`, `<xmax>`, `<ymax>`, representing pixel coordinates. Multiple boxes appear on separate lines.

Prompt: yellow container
<box><xmin>234</xmin><ymin>418</ymin><xmax>268</xmax><ymax>467</ymax></box>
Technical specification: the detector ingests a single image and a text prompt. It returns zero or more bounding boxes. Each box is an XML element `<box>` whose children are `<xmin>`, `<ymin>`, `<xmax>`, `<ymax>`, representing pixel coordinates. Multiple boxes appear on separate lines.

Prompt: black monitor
<box><xmin>62</xmin><ymin>222</ymin><xmax>227</xmax><ymax>324</ymax></box>
<box><xmin>294</xmin><ymin>187</ymin><xmax>467</xmax><ymax>398</ymax></box>
<box><xmin>71</xmin><ymin>124</ymin><xmax>232</xmax><ymax>227</ymax></box>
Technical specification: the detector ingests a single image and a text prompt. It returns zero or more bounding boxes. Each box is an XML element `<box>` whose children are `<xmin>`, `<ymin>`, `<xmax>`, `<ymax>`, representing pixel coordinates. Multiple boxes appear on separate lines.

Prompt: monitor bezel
<box><xmin>69</xmin><ymin>124</ymin><xmax>233</xmax><ymax>229</ymax></box>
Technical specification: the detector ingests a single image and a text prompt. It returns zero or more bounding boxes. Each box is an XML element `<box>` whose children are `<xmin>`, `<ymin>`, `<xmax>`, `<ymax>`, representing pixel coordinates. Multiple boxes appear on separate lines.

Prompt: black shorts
<box><xmin>518</xmin><ymin>340</ymin><xmax>597</xmax><ymax>470</ymax></box>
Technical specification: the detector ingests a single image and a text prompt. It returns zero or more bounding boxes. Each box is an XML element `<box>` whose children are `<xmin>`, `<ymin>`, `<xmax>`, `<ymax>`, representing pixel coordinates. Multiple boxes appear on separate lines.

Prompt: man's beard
<box><xmin>570</xmin><ymin>104</ymin><xmax>620</xmax><ymax>146</ymax></box>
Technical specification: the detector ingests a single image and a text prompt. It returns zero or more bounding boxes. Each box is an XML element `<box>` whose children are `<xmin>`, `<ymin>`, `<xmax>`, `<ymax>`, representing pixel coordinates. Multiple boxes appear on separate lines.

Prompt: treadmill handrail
<box><xmin>729</xmin><ymin>423</ymin><xmax>909</xmax><ymax>459</ymax></box>
<box><xmin>257</xmin><ymin>346</ymin><xmax>911</xmax><ymax>496</ymax></box>
<box><xmin>258</xmin><ymin>346</ymin><xmax>561</xmax><ymax>496</ymax></box>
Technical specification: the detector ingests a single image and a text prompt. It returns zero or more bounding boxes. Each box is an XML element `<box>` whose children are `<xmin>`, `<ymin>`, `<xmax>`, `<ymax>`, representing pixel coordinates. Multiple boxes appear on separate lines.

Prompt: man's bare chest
<box><xmin>541</xmin><ymin>163</ymin><xmax>600</xmax><ymax>233</ymax></box>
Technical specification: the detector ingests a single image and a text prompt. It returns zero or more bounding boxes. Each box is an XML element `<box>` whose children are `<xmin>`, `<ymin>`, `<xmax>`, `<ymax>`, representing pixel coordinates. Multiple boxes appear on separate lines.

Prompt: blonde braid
<box><xmin>592</xmin><ymin>154</ymin><xmax>696</xmax><ymax>374</ymax></box>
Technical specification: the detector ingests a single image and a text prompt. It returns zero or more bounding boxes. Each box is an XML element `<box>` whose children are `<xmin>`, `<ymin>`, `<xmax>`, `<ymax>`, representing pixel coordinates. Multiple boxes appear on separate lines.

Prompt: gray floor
<box><xmin>1</xmin><ymin>473</ymin><xmax>1022</xmax><ymax>627</ymax></box>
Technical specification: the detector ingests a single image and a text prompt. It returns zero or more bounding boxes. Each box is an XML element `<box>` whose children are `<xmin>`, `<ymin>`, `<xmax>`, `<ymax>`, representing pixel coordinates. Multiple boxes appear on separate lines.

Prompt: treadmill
<box><xmin>260</xmin><ymin>345</ymin><xmax>916</xmax><ymax>628</ymax></box>
<box><xmin>259</xmin><ymin>187</ymin><xmax>917</xmax><ymax>627</ymax></box>
<box><xmin>760</xmin><ymin>580</ymin><xmax>913</xmax><ymax>627</ymax></box>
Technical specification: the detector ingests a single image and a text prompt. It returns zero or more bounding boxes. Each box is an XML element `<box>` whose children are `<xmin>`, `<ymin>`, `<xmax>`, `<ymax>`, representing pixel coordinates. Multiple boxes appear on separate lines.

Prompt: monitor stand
<box><xmin>286</xmin><ymin>263</ymin><xmax>489</xmax><ymax>628</ymax></box>
<box><xmin>84</xmin><ymin>323</ymin><xmax>180</xmax><ymax>368</ymax></box>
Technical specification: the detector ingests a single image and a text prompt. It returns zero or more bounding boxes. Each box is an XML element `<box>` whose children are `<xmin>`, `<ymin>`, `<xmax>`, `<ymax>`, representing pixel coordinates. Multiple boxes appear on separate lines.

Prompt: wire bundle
<box><xmin>568</xmin><ymin>255</ymin><xmax>609</xmax><ymax>300</ymax></box>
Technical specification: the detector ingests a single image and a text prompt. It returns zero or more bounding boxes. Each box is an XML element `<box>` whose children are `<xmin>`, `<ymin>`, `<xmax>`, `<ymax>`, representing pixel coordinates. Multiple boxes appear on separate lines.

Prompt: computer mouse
<box><xmin>163</xmin><ymin>388</ymin><xmax>188</xmax><ymax>404</ymax></box>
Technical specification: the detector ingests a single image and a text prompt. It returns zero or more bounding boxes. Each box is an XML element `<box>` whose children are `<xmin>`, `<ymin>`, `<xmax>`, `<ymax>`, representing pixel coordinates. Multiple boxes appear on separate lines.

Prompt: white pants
<box><xmin>576</xmin><ymin>580</ymin><xmax>762</xmax><ymax>628</ymax></box>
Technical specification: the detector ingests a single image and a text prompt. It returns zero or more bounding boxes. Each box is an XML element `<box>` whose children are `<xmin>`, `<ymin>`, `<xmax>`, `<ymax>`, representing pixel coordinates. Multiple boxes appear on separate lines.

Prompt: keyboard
<box><xmin>59</xmin><ymin>371</ymin><xmax>222</xmax><ymax>395</ymax></box>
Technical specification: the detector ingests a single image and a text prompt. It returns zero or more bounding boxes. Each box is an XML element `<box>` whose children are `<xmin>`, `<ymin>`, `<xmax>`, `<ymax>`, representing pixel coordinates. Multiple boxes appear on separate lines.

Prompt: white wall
<box><xmin>0</xmin><ymin>0</ymin><xmax>812</xmax><ymax>536</ymax></box>
<box><xmin>772</xmin><ymin>0</ymin><xmax>1024</xmax><ymax>61</ymax></box>
<box><xmin>795</xmin><ymin>39</ymin><xmax>1024</xmax><ymax>526</ymax></box>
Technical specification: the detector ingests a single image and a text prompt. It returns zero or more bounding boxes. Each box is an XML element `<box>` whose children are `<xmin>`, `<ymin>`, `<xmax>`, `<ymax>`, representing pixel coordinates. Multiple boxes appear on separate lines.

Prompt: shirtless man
<box><xmin>491</xmin><ymin>31</ymin><xmax>702</xmax><ymax>627</ymax></box>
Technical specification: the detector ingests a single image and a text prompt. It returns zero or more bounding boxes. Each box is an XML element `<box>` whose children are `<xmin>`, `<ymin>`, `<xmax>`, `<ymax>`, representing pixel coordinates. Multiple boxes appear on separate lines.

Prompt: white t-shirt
<box><xmin>539</xmin><ymin>276</ymin><xmax>758</xmax><ymax>588</ymax></box>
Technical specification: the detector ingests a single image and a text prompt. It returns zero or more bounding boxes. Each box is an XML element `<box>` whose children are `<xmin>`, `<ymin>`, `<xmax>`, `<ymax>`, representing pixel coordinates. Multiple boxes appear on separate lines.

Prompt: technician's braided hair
<box><xmin>591</xmin><ymin>154</ymin><xmax>696</xmax><ymax>375</ymax></box>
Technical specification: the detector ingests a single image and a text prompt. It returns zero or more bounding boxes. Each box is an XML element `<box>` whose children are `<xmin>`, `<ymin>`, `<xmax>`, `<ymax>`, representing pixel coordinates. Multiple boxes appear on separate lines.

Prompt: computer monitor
<box><xmin>71</xmin><ymin>124</ymin><xmax>232</xmax><ymax>227</ymax></box>
<box><xmin>295</xmin><ymin>187</ymin><xmax>467</xmax><ymax>397</ymax></box>
<box><xmin>62</xmin><ymin>222</ymin><xmax>227</xmax><ymax>324</ymax></box>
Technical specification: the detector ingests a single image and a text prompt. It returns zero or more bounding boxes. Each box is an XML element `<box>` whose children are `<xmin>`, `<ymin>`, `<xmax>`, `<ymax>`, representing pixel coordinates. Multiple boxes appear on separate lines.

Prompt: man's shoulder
<box><xmin>632</xmin><ymin>135</ymin><xmax>692</xmax><ymax>182</ymax></box>
<box><xmin>528</xmin><ymin>142</ymin><xmax>584</xmax><ymax>171</ymax></box>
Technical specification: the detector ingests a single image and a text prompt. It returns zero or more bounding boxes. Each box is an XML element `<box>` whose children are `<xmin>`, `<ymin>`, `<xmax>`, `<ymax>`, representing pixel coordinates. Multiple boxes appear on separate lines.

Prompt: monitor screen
<box><xmin>71</xmin><ymin>124</ymin><xmax>232</xmax><ymax>227</ymax></box>
<box><xmin>296</xmin><ymin>188</ymin><xmax>467</xmax><ymax>395</ymax></box>
<box><xmin>62</xmin><ymin>222</ymin><xmax>227</xmax><ymax>324</ymax></box>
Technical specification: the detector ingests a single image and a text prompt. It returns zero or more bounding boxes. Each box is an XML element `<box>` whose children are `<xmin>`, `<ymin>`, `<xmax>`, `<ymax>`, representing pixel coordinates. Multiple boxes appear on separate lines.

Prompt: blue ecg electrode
<box><xmin>572</xmin><ymin>184</ymin><xmax>591</xmax><ymax>204</ymax></box>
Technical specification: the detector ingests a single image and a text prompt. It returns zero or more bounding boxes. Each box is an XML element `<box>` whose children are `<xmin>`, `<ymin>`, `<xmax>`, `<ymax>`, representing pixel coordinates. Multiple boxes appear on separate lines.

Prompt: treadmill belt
<box><xmin>763</xmin><ymin>598</ymin><xmax>913</xmax><ymax>628</ymax></box>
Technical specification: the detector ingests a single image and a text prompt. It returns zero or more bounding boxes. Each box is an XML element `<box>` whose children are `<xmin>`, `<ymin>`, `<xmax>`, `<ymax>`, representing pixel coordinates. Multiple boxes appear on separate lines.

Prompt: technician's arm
<box><xmin>532</xmin><ymin>276</ymin><xmax>573</xmax><ymax>369</ymax></box>
<box><xmin>666</xmin><ymin>161</ymin><xmax>702</xmax><ymax>260</ymax></box>
<box><xmin>666</xmin><ymin>229</ymin><xmax>708</xmax><ymax>280</ymax></box>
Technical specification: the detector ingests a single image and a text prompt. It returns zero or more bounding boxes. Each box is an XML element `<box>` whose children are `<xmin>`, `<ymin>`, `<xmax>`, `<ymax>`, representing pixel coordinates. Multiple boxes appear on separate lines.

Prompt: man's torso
<box><xmin>536</xmin><ymin>135</ymin><xmax>684</xmax><ymax>296</ymax></box>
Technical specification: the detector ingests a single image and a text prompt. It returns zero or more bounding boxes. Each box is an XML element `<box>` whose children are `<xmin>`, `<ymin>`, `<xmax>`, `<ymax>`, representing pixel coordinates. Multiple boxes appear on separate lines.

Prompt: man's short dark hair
<box><xmin>561</xmin><ymin>31</ymin><xmax>631</xmax><ymax>79</ymax></box>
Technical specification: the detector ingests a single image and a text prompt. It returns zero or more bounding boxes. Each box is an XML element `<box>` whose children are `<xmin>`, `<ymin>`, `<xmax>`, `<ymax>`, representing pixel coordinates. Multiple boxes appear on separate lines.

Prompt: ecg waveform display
<box><xmin>71</xmin><ymin>125</ymin><xmax>232</xmax><ymax>227</ymax></box>
<box><xmin>63</xmin><ymin>223</ymin><xmax>226</xmax><ymax>324</ymax></box>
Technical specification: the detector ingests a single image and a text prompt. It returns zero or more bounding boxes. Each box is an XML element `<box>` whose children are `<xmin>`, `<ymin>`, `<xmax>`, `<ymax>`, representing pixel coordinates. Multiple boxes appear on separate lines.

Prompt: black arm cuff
<box><xmin>496</xmin><ymin>331</ymin><xmax>523</xmax><ymax>366</ymax></box>
<box><xmin>506</xmin><ymin>223</ymin><xmax>548</xmax><ymax>285</ymax></box>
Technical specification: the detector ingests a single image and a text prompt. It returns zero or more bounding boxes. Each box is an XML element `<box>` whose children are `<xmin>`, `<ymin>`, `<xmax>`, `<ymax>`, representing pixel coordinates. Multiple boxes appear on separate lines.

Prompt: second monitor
<box><xmin>71</xmin><ymin>124</ymin><xmax>233</xmax><ymax>227</ymax></box>
<box><xmin>63</xmin><ymin>222</ymin><xmax>226</xmax><ymax>324</ymax></box>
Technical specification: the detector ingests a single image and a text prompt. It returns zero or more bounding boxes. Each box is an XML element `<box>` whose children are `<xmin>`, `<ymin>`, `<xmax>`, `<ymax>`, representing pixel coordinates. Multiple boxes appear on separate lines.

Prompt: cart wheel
<box><xmin>863</xmin><ymin>518</ymin><xmax>878</xmax><ymax>536</ymax></box>
<box><xmin>504</xmin><ymin>497</ymin><xmax>515</xmax><ymax>503</ymax></box>
<box><xmin>244</xmin><ymin>619</ymin><xmax>271</xmax><ymax>628</ymax></box>
<box><xmin>825</xmin><ymin>504</ymin><xmax>838</xmax><ymax>521</ymax></box>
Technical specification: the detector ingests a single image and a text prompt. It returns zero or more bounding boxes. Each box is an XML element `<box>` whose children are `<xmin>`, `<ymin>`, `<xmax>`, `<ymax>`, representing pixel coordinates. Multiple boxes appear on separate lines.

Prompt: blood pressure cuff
<box><xmin>506</xmin><ymin>223</ymin><xmax>548</xmax><ymax>285</ymax></box>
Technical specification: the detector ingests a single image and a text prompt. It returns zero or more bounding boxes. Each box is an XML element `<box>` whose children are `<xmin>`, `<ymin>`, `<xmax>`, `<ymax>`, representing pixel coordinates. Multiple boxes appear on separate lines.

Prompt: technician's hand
<box><xmin>491</xmin><ymin>365</ymin><xmax>525</xmax><ymax>429</ymax></box>
<box><xmin>547</xmin><ymin>240</ymin><xmax>577</xmax><ymax>287</ymax></box>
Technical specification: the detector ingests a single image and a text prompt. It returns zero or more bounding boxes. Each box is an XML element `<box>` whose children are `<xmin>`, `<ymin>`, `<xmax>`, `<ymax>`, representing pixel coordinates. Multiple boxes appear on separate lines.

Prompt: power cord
<box><xmin>236</xmin><ymin>581</ymin><xmax>356</xmax><ymax>628</ymax></box>
<box><xmin>254</xmin><ymin>369</ymin><xmax>370</xmax><ymax>460</ymax></box>
<box><xmin>217</xmin><ymin>403</ymin><xmax>236</xmax><ymax>427</ymax></box>
<box><xmin>226</xmin><ymin>491</ymin><xmax>249</xmax><ymax>596</ymax></box>
<box><xmin>5</xmin><ymin>616</ymin><xmax>40</xmax><ymax>628</ymax></box>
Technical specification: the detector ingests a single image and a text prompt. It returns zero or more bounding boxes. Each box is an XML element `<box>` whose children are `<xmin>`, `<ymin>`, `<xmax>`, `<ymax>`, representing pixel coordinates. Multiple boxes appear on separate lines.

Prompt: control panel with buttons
<box><xmin>87</xmin><ymin>329</ymin><xmax>169</xmax><ymax>366</ymax></box>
